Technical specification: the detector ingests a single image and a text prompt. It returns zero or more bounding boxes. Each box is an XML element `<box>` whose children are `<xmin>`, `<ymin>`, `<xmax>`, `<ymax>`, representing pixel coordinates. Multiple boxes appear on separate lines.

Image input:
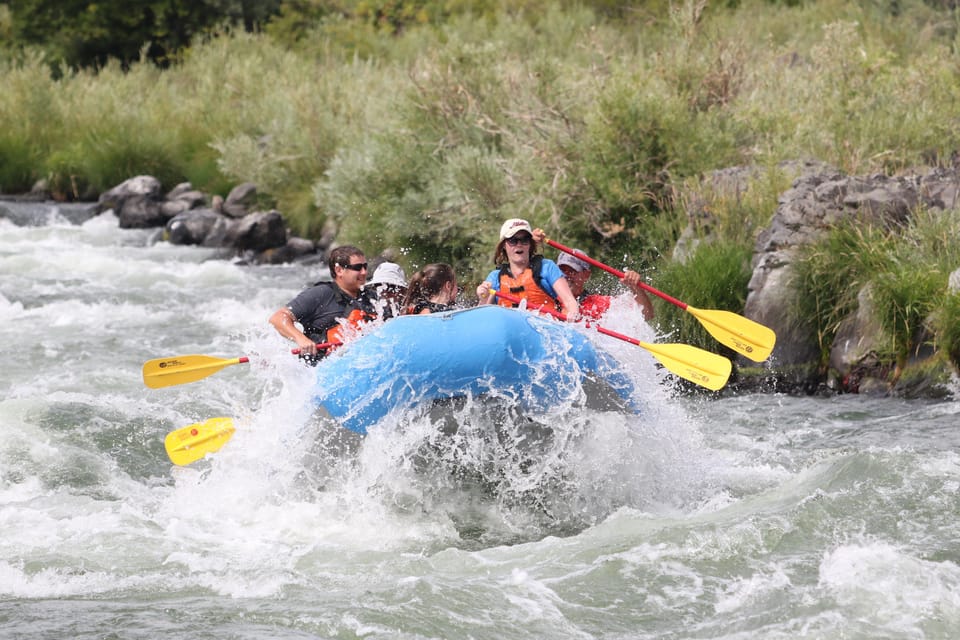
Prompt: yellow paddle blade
<box><xmin>164</xmin><ymin>417</ymin><xmax>236</xmax><ymax>466</ymax></box>
<box><xmin>638</xmin><ymin>342</ymin><xmax>732</xmax><ymax>391</ymax></box>
<box><xmin>142</xmin><ymin>355</ymin><xmax>248</xmax><ymax>389</ymax></box>
<box><xmin>687</xmin><ymin>306</ymin><xmax>776</xmax><ymax>363</ymax></box>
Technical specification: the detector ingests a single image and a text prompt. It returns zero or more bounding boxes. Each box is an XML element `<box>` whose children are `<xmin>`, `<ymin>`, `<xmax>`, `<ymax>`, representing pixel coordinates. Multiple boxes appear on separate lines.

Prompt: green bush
<box><xmin>0</xmin><ymin>51</ymin><xmax>63</xmax><ymax>192</ymax></box>
<box><xmin>650</xmin><ymin>239</ymin><xmax>754</xmax><ymax>355</ymax></box>
<box><xmin>871</xmin><ymin>262</ymin><xmax>942</xmax><ymax>368</ymax></box>
<box><xmin>791</xmin><ymin>207</ymin><xmax>960</xmax><ymax>369</ymax></box>
<box><xmin>0</xmin><ymin>133</ymin><xmax>40</xmax><ymax>194</ymax></box>
<box><xmin>872</xmin><ymin>207</ymin><xmax>960</xmax><ymax>368</ymax></box>
<box><xmin>934</xmin><ymin>292</ymin><xmax>960</xmax><ymax>370</ymax></box>
<box><xmin>790</xmin><ymin>222</ymin><xmax>893</xmax><ymax>363</ymax></box>
<box><xmin>8</xmin><ymin>0</ymin><xmax>282</xmax><ymax>70</ymax></box>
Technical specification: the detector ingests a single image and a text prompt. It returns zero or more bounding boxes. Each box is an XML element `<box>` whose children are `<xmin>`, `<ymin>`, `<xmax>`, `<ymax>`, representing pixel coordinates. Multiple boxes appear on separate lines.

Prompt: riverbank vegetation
<box><xmin>3</xmin><ymin>0</ymin><xmax>960</xmax><ymax>370</ymax></box>
<box><xmin>792</xmin><ymin>206</ymin><xmax>960</xmax><ymax>379</ymax></box>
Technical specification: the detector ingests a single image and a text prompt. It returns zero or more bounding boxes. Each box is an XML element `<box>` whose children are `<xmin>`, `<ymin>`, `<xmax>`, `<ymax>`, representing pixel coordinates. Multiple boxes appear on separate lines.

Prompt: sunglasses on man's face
<box><xmin>506</xmin><ymin>236</ymin><xmax>531</xmax><ymax>246</ymax></box>
<box><xmin>341</xmin><ymin>262</ymin><xmax>368</xmax><ymax>272</ymax></box>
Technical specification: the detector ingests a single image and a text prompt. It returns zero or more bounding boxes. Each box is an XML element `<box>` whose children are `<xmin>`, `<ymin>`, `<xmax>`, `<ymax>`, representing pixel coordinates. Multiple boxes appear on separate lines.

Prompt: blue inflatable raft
<box><xmin>312</xmin><ymin>305</ymin><xmax>638</xmax><ymax>435</ymax></box>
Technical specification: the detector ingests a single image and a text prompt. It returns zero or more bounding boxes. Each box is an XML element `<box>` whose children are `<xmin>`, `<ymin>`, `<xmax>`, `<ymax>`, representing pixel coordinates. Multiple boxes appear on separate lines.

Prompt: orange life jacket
<box><xmin>497</xmin><ymin>263</ymin><xmax>557</xmax><ymax>312</ymax></box>
<box><xmin>325</xmin><ymin>308</ymin><xmax>374</xmax><ymax>344</ymax></box>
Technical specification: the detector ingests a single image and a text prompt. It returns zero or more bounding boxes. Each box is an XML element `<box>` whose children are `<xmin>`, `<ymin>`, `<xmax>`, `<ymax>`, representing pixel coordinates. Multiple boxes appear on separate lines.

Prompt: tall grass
<box><xmin>650</xmin><ymin>240</ymin><xmax>754</xmax><ymax>357</ymax></box>
<box><xmin>872</xmin><ymin>207</ymin><xmax>960</xmax><ymax>371</ymax></box>
<box><xmin>791</xmin><ymin>206</ymin><xmax>960</xmax><ymax>373</ymax></box>
<box><xmin>2</xmin><ymin>0</ymin><xmax>959</xmax><ymax>287</ymax></box>
<box><xmin>935</xmin><ymin>291</ymin><xmax>960</xmax><ymax>368</ymax></box>
<box><xmin>790</xmin><ymin>222</ymin><xmax>894</xmax><ymax>364</ymax></box>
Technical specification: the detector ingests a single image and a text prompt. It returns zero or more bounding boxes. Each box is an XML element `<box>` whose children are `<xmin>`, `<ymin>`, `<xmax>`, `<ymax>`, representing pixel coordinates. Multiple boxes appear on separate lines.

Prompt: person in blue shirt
<box><xmin>475</xmin><ymin>218</ymin><xmax>579</xmax><ymax>319</ymax></box>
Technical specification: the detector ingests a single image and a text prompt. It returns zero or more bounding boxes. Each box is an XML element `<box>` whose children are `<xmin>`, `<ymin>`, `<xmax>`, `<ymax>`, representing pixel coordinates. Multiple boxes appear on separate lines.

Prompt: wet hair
<box><xmin>493</xmin><ymin>235</ymin><xmax>540</xmax><ymax>265</ymax></box>
<box><xmin>402</xmin><ymin>263</ymin><xmax>457</xmax><ymax>311</ymax></box>
<box><xmin>328</xmin><ymin>245</ymin><xmax>365</xmax><ymax>278</ymax></box>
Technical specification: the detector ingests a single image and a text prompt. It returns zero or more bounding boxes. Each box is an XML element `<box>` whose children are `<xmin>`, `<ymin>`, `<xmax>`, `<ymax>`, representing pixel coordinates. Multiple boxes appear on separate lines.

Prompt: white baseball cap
<box><xmin>499</xmin><ymin>218</ymin><xmax>533</xmax><ymax>240</ymax></box>
<box><xmin>557</xmin><ymin>251</ymin><xmax>591</xmax><ymax>273</ymax></box>
<box><xmin>366</xmin><ymin>262</ymin><xmax>407</xmax><ymax>288</ymax></box>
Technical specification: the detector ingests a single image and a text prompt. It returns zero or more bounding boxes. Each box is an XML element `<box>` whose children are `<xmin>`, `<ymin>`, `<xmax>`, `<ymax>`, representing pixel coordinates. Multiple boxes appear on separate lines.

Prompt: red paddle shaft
<box><xmin>545</xmin><ymin>238</ymin><xmax>687</xmax><ymax>310</ymax></box>
<box><xmin>291</xmin><ymin>341</ymin><xmax>339</xmax><ymax>355</ymax></box>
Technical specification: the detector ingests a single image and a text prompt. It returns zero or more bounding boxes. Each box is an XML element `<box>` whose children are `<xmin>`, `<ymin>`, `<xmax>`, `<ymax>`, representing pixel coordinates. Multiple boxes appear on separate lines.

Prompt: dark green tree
<box><xmin>9</xmin><ymin>0</ymin><xmax>282</xmax><ymax>69</ymax></box>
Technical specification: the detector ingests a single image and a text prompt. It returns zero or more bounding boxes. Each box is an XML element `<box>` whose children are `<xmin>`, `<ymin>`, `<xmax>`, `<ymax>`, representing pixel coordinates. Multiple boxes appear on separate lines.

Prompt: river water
<box><xmin>2</xmin><ymin>203</ymin><xmax>959</xmax><ymax>639</ymax></box>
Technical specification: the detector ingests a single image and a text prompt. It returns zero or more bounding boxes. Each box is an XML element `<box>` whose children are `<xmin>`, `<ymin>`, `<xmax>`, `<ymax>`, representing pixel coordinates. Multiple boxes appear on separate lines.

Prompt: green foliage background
<box><xmin>4</xmin><ymin>0</ymin><xmax>960</xmax><ymax>367</ymax></box>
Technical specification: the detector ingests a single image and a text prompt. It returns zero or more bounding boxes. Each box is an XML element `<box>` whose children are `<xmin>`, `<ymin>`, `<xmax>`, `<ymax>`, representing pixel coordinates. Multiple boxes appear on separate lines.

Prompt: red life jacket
<box><xmin>579</xmin><ymin>293</ymin><xmax>611</xmax><ymax>320</ymax></box>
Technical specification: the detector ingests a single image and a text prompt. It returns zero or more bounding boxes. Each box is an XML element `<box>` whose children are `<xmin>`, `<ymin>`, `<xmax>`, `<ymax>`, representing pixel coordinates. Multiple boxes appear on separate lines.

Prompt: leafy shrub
<box><xmin>790</xmin><ymin>222</ymin><xmax>893</xmax><ymax>363</ymax></box>
<box><xmin>934</xmin><ymin>292</ymin><xmax>960</xmax><ymax>370</ymax></box>
<box><xmin>872</xmin><ymin>207</ymin><xmax>960</xmax><ymax>368</ymax></box>
<box><xmin>791</xmin><ymin>206</ymin><xmax>960</xmax><ymax>369</ymax></box>
<box><xmin>650</xmin><ymin>239</ymin><xmax>754</xmax><ymax>355</ymax></box>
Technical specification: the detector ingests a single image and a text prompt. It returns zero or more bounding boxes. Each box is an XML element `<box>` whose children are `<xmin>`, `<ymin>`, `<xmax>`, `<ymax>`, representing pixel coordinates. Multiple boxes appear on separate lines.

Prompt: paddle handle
<box><xmin>593</xmin><ymin>324</ymin><xmax>641</xmax><ymax>346</ymax></box>
<box><xmin>291</xmin><ymin>341</ymin><xmax>338</xmax><ymax>355</ymax></box>
<box><xmin>545</xmin><ymin>238</ymin><xmax>688</xmax><ymax>311</ymax></box>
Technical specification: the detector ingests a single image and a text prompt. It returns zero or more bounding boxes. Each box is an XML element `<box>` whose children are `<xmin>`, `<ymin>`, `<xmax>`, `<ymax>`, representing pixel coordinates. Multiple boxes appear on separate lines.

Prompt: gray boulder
<box><xmin>247</xmin><ymin>236</ymin><xmax>318</xmax><ymax>265</ymax></box>
<box><xmin>225</xmin><ymin>210</ymin><xmax>287</xmax><ymax>251</ymax></box>
<box><xmin>222</xmin><ymin>182</ymin><xmax>258</xmax><ymax>219</ymax></box>
<box><xmin>166</xmin><ymin>208</ymin><xmax>228</xmax><ymax>246</ymax></box>
<box><xmin>743</xmin><ymin>165</ymin><xmax>960</xmax><ymax>392</ymax></box>
<box><xmin>98</xmin><ymin>175</ymin><xmax>167</xmax><ymax>228</ymax></box>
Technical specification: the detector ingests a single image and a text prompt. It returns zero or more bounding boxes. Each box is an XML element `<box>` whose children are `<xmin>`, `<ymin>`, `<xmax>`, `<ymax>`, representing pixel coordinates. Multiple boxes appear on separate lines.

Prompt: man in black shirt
<box><xmin>269</xmin><ymin>246</ymin><xmax>376</xmax><ymax>357</ymax></box>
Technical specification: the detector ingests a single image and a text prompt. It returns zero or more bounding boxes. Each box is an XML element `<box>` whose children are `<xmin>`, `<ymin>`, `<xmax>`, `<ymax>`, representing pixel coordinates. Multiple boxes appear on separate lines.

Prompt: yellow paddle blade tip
<box><xmin>682</xmin><ymin>362</ymin><xmax>732</xmax><ymax>391</ymax></box>
<box><xmin>142</xmin><ymin>355</ymin><xmax>245</xmax><ymax>389</ymax></box>
<box><xmin>164</xmin><ymin>417</ymin><xmax>236</xmax><ymax>466</ymax></box>
<box><xmin>687</xmin><ymin>307</ymin><xmax>777</xmax><ymax>363</ymax></box>
<box><xmin>639</xmin><ymin>342</ymin><xmax>732</xmax><ymax>391</ymax></box>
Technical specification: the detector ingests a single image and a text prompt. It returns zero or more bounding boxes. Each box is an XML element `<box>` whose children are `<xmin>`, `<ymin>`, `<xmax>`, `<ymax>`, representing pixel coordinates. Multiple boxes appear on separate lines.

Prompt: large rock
<box><xmin>744</xmin><ymin>168</ymin><xmax>845</xmax><ymax>377</ymax></box>
<box><xmin>247</xmin><ymin>236</ymin><xmax>318</xmax><ymax>265</ymax></box>
<box><xmin>827</xmin><ymin>284</ymin><xmax>887</xmax><ymax>392</ymax></box>
<box><xmin>222</xmin><ymin>182</ymin><xmax>258</xmax><ymax>219</ymax></box>
<box><xmin>166</xmin><ymin>208</ymin><xmax>229</xmax><ymax>246</ymax></box>
<box><xmin>743</xmin><ymin>165</ymin><xmax>960</xmax><ymax>391</ymax></box>
<box><xmin>225</xmin><ymin>210</ymin><xmax>287</xmax><ymax>251</ymax></box>
<box><xmin>98</xmin><ymin>175</ymin><xmax>166</xmax><ymax>228</ymax></box>
<box><xmin>162</xmin><ymin>182</ymin><xmax>207</xmax><ymax>217</ymax></box>
<box><xmin>94</xmin><ymin>176</ymin><xmax>319</xmax><ymax>263</ymax></box>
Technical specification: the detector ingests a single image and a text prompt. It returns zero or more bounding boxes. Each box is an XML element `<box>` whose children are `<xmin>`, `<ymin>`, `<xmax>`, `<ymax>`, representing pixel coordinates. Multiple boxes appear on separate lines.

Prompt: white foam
<box><xmin>820</xmin><ymin>541</ymin><xmax>960</xmax><ymax>633</ymax></box>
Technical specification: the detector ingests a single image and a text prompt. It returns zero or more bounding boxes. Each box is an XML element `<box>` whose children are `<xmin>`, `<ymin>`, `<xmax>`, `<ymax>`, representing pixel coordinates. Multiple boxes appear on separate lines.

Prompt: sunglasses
<box><xmin>340</xmin><ymin>262</ymin><xmax>368</xmax><ymax>272</ymax></box>
<box><xmin>506</xmin><ymin>236</ymin><xmax>532</xmax><ymax>246</ymax></box>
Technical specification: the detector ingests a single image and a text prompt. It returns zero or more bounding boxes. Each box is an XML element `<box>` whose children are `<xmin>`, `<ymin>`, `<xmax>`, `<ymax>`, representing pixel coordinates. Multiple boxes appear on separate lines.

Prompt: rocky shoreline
<box><xmin>5</xmin><ymin>163</ymin><xmax>959</xmax><ymax>399</ymax></box>
<box><xmin>2</xmin><ymin>177</ymin><xmax>323</xmax><ymax>265</ymax></box>
<box><xmin>691</xmin><ymin>161</ymin><xmax>960</xmax><ymax>399</ymax></box>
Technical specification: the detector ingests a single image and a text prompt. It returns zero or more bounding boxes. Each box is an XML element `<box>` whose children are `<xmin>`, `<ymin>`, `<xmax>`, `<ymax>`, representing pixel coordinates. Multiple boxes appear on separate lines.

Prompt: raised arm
<box><xmin>622</xmin><ymin>269</ymin><xmax>655</xmax><ymax>321</ymax></box>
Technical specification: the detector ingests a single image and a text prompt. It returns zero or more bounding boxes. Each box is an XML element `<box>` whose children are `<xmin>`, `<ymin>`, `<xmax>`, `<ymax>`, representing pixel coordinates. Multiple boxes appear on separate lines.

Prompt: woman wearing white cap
<box><xmin>475</xmin><ymin>218</ymin><xmax>579</xmax><ymax>319</ymax></box>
